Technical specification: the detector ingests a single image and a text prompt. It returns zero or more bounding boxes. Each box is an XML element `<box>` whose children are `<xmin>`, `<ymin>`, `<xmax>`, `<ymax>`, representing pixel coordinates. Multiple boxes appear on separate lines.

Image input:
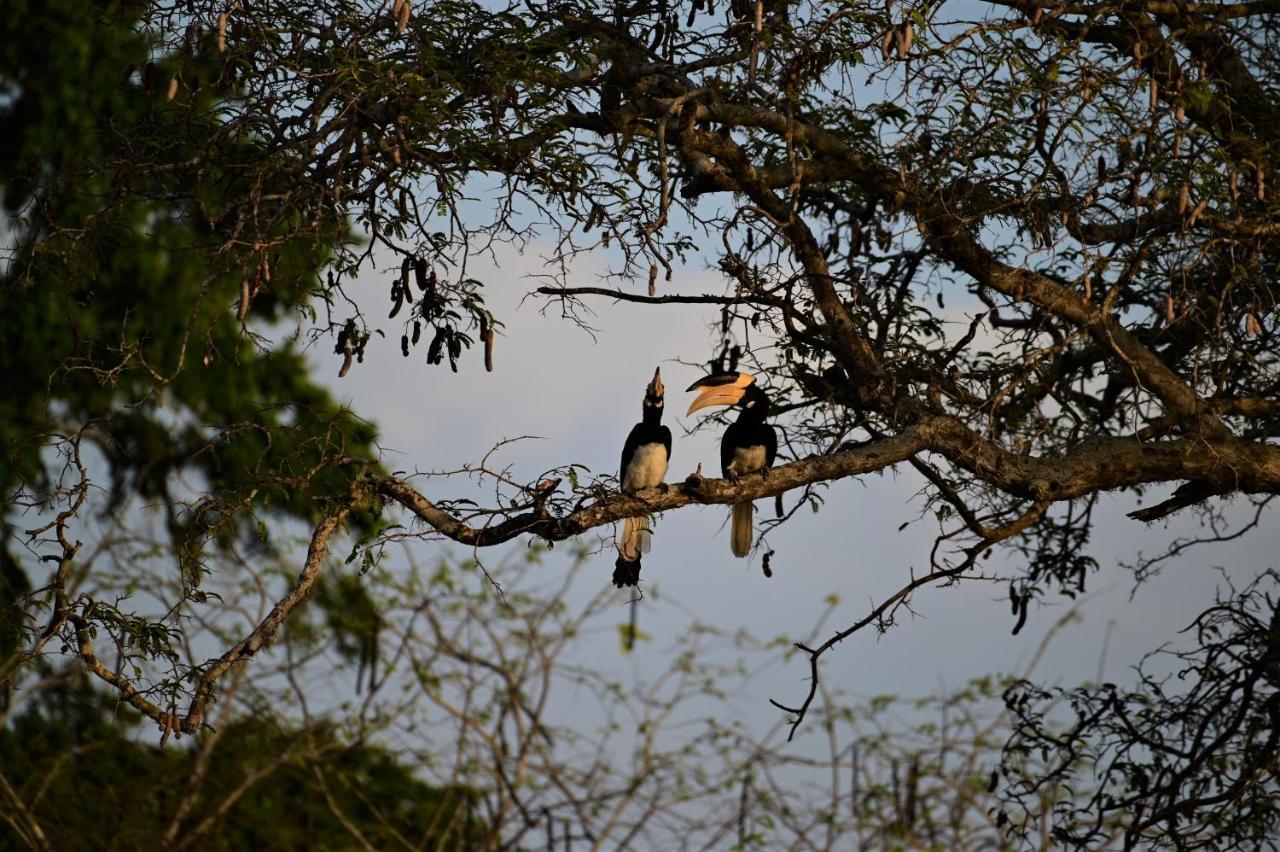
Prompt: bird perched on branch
<box><xmin>614</xmin><ymin>367</ymin><xmax>672</xmax><ymax>587</ymax></box>
<box><xmin>687</xmin><ymin>372</ymin><xmax>776</xmax><ymax>557</ymax></box>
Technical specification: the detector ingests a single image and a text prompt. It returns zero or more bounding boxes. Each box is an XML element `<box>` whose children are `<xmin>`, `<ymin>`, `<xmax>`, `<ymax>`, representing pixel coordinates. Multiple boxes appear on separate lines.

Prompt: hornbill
<box><xmin>613</xmin><ymin>367</ymin><xmax>672</xmax><ymax>587</ymax></box>
<box><xmin>686</xmin><ymin>372</ymin><xmax>776</xmax><ymax>558</ymax></box>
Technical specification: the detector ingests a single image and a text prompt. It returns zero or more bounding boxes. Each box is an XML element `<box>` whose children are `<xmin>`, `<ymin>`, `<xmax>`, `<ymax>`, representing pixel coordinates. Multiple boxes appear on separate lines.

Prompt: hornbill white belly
<box><xmin>614</xmin><ymin>368</ymin><xmax>672</xmax><ymax>587</ymax></box>
<box><xmin>687</xmin><ymin>372</ymin><xmax>777</xmax><ymax>558</ymax></box>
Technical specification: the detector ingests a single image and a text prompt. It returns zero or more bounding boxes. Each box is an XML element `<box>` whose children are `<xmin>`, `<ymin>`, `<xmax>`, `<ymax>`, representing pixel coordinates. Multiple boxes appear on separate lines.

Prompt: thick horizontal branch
<box><xmin>370</xmin><ymin>428</ymin><xmax>930</xmax><ymax>546</ymax></box>
<box><xmin>370</xmin><ymin>415</ymin><xmax>1280</xmax><ymax>547</ymax></box>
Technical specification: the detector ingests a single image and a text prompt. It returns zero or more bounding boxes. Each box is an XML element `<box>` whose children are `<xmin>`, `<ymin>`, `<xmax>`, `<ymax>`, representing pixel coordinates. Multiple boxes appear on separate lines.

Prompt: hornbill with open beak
<box><xmin>686</xmin><ymin>372</ymin><xmax>776</xmax><ymax>558</ymax></box>
<box><xmin>613</xmin><ymin>368</ymin><xmax>672</xmax><ymax>587</ymax></box>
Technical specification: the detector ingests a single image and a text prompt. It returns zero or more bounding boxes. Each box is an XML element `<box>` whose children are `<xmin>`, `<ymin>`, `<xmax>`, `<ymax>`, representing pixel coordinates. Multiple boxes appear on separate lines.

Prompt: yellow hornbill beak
<box><xmin>647</xmin><ymin>367</ymin><xmax>664</xmax><ymax>399</ymax></box>
<box><xmin>685</xmin><ymin>372</ymin><xmax>755</xmax><ymax>415</ymax></box>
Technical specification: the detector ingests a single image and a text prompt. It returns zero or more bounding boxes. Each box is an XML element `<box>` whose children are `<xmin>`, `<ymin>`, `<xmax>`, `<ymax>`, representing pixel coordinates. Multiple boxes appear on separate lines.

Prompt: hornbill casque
<box><xmin>613</xmin><ymin>367</ymin><xmax>672</xmax><ymax>587</ymax></box>
<box><xmin>686</xmin><ymin>372</ymin><xmax>777</xmax><ymax>558</ymax></box>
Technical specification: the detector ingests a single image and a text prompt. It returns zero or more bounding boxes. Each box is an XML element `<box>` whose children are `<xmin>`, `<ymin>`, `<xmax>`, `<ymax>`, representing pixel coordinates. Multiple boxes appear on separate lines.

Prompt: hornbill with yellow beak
<box><xmin>613</xmin><ymin>368</ymin><xmax>672</xmax><ymax>587</ymax></box>
<box><xmin>686</xmin><ymin>372</ymin><xmax>776</xmax><ymax>558</ymax></box>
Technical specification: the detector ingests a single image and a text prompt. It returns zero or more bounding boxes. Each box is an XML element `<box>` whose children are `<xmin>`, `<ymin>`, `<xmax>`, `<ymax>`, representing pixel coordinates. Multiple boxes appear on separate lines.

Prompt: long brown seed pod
<box><xmin>483</xmin><ymin>328</ymin><xmax>495</xmax><ymax>372</ymax></box>
<box><xmin>648</xmin><ymin>264</ymin><xmax>658</xmax><ymax>297</ymax></box>
<box><xmin>414</xmin><ymin>258</ymin><xmax>428</xmax><ymax>292</ymax></box>
<box><xmin>897</xmin><ymin>21</ymin><xmax>914</xmax><ymax>59</ymax></box>
<box><xmin>217</xmin><ymin>12</ymin><xmax>228</xmax><ymax>54</ymax></box>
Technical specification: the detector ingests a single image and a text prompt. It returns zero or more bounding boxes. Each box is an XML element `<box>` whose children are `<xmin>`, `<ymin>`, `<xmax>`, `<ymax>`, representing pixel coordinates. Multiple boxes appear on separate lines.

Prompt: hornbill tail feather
<box><xmin>731</xmin><ymin>503</ymin><xmax>752</xmax><ymax>558</ymax></box>
<box><xmin>612</xmin><ymin>555</ymin><xmax>642</xmax><ymax>588</ymax></box>
<box><xmin>619</xmin><ymin>516</ymin><xmax>651</xmax><ymax>562</ymax></box>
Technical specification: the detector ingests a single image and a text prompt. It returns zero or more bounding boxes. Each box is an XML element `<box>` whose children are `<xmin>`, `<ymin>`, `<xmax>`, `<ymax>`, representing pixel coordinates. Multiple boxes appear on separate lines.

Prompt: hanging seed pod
<box><xmin>218</xmin><ymin>11</ymin><xmax>228</xmax><ymax>53</ymax></box>
<box><xmin>1165</xmin><ymin>294</ymin><xmax>1175</xmax><ymax>323</ymax></box>
<box><xmin>401</xmin><ymin>334</ymin><xmax>410</xmax><ymax>357</ymax></box>
<box><xmin>687</xmin><ymin>6</ymin><xmax>697</xmax><ymax>27</ymax></box>
<box><xmin>1175</xmin><ymin>103</ymin><xmax>1185</xmax><ymax>122</ymax></box>
<box><xmin>1245</xmin><ymin>313</ymin><xmax>1262</xmax><ymax>337</ymax></box>
<box><xmin>1012</xmin><ymin>597</ymin><xmax>1029</xmax><ymax>635</ymax></box>
<box><xmin>447</xmin><ymin>336</ymin><xmax>461</xmax><ymax>372</ymax></box>
<box><xmin>238</xmin><ymin>278</ymin><xmax>251</xmax><ymax>322</ymax></box>
<box><xmin>414</xmin><ymin>257</ymin><xmax>429</xmax><ymax>292</ymax></box>
<box><xmin>1257</xmin><ymin>167</ymin><xmax>1266</xmax><ymax>200</ymax></box>
<box><xmin>897</xmin><ymin>21</ymin><xmax>914</xmax><ymax>59</ymax></box>
<box><xmin>1179</xmin><ymin>183</ymin><xmax>1190</xmax><ymax>215</ymax></box>
<box><xmin>483</xmin><ymin>327</ymin><xmax>495</xmax><ymax>372</ymax></box>
<box><xmin>1030</xmin><ymin>6</ymin><xmax>1043</xmax><ymax>25</ymax></box>
<box><xmin>389</xmin><ymin>282</ymin><xmax>404</xmax><ymax>318</ymax></box>
<box><xmin>166</xmin><ymin>75</ymin><xmax>179</xmax><ymax>101</ymax></box>
<box><xmin>1173</xmin><ymin>133</ymin><xmax>1181</xmax><ymax>157</ymax></box>
<box><xmin>1083</xmin><ymin>271</ymin><xmax>1092</xmax><ymax>301</ymax></box>
<box><xmin>427</xmin><ymin>329</ymin><xmax>446</xmax><ymax>364</ymax></box>
<box><xmin>1230</xmin><ymin>170</ymin><xmax>1239</xmax><ymax>203</ymax></box>
<box><xmin>397</xmin><ymin>0</ymin><xmax>411</xmax><ymax>33</ymax></box>
<box><xmin>648</xmin><ymin>264</ymin><xmax>658</xmax><ymax>297</ymax></box>
<box><xmin>1097</xmin><ymin>155</ymin><xmax>1106</xmax><ymax>182</ymax></box>
<box><xmin>880</xmin><ymin>28</ymin><xmax>895</xmax><ymax>61</ymax></box>
<box><xmin>1132</xmin><ymin>40</ymin><xmax>1144</xmax><ymax>64</ymax></box>
<box><xmin>339</xmin><ymin>349</ymin><xmax>353</xmax><ymax>377</ymax></box>
<box><xmin>649</xmin><ymin>21</ymin><xmax>665</xmax><ymax>50</ymax></box>
<box><xmin>1149</xmin><ymin>78</ymin><xmax>1159</xmax><ymax>111</ymax></box>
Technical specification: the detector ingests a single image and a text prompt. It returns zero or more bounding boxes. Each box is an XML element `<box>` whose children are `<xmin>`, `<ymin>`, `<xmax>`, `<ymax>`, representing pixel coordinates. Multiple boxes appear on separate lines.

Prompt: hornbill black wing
<box><xmin>619</xmin><ymin>423</ymin><xmax>646</xmax><ymax>482</ymax></box>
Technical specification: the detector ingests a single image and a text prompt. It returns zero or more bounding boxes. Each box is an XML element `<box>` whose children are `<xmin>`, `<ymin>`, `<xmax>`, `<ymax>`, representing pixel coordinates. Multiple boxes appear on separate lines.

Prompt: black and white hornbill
<box><xmin>613</xmin><ymin>367</ymin><xmax>672</xmax><ymax>587</ymax></box>
<box><xmin>686</xmin><ymin>372</ymin><xmax>777</xmax><ymax>558</ymax></box>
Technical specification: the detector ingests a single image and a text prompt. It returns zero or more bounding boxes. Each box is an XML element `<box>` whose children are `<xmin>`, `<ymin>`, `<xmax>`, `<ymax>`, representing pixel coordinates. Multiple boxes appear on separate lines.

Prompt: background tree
<box><xmin>2</xmin><ymin>0</ymin><xmax>1277</xmax><ymax>847</ymax></box>
<box><xmin>2</xmin><ymin>549</ymin><xmax>1095</xmax><ymax>850</ymax></box>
